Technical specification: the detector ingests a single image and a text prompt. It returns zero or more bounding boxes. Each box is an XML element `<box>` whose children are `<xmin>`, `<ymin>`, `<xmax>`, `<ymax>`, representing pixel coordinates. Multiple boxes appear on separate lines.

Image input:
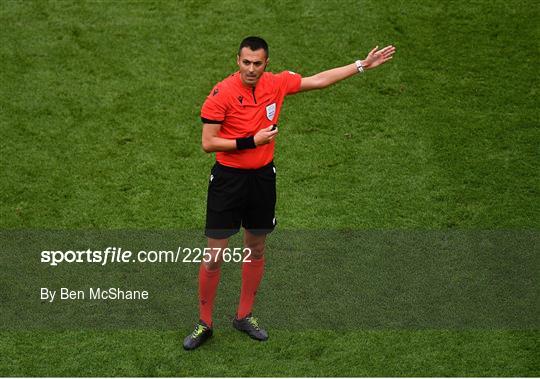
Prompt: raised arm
<box><xmin>299</xmin><ymin>45</ymin><xmax>396</xmax><ymax>92</ymax></box>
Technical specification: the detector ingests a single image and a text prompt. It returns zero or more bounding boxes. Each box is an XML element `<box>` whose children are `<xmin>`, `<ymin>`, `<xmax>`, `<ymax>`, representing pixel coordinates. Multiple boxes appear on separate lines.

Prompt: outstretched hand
<box><xmin>363</xmin><ymin>45</ymin><xmax>396</xmax><ymax>69</ymax></box>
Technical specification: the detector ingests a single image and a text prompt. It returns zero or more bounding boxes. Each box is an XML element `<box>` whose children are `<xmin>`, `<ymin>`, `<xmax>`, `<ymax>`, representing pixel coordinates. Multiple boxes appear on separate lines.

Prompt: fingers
<box><xmin>366</xmin><ymin>45</ymin><xmax>395</xmax><ymax>64</ymax></box>
<box><xmin>258</xmin><ymin>125</ymin><xmax>278</xmax><ymax>135</ymax></box>
<box><xmin>265</xmin><ymin>129</ymin><xmax>278</xmax><ymax>143</ymax></box>
<box><xmin>260</xmin><ymin>126</ymin><xmax>278</xmax><ymax>137</ymax></box>
<box><xmin>381</xmin><ymin>45</ymin><xmax>396</xmax><ymax>56</ymax></box>
<box><xmin>371</xmin><ymin>45</ymin><xmax>395</xmax><ymax>55</ymax></box>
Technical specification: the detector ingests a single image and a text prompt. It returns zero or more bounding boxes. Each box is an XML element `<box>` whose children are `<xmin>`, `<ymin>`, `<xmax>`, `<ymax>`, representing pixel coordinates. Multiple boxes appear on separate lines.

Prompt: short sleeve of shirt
<box><xmin>201</xmin><ymin>84</ymin><xmax>228</xmax><ymax>123</ymax></box>
<box><xmin>277</xmin><ymin>70</ymin><xmax>302</xmax><ymax>95</ymax></box>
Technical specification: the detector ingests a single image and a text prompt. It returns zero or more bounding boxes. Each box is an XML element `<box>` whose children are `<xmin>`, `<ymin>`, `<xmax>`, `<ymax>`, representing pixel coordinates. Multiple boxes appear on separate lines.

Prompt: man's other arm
<box><xmin>201</xmin><ymin>123</ymin><xmax>236</xmax><ymax>152</ymax></box>
<box><xmin>201</xmin><ymin>124</ymin><xmax>278</xmax><ymax>153</ymax></box>
<box><xmin>299</xmin><ymin>45</ymin><xmax>396</xmax><ymax>92</ymax></box>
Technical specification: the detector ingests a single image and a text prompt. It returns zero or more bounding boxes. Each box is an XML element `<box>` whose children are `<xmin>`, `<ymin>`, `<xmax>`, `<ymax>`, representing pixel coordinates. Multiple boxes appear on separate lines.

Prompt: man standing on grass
<box><xmin>183</xmin><ymin>36</ymin><xmax>395</xmax><ymax>350</ymax></box>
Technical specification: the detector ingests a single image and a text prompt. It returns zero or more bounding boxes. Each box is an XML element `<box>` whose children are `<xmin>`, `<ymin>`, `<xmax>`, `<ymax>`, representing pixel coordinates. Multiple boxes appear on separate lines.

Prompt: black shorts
<box><xmin>205</xmin><ymin>161</ymin><xmax>277</xmax><ymax>239</ymax></box>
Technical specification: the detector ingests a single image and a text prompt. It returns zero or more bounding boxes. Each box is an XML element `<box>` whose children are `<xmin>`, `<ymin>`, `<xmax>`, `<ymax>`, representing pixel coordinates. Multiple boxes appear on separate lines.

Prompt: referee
<box><xmin>183</xmin><ymin>36</ymin><xmax>395</xmax><ymax>350</ymax></box>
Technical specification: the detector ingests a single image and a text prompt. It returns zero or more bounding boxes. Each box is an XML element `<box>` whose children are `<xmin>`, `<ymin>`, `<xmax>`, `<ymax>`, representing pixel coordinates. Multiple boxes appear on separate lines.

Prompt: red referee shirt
<box><xmin>201</xmin><ymin>70</ymin><xmax>302</xmax><ymax>169</ymax></box>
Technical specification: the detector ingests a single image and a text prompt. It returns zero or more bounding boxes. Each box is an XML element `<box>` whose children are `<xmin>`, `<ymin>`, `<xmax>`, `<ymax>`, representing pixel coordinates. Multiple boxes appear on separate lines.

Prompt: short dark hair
<box><xmin>238</xmin><ymin>36</ymin><xmax>269</xmax><ymax>58</ymax></box>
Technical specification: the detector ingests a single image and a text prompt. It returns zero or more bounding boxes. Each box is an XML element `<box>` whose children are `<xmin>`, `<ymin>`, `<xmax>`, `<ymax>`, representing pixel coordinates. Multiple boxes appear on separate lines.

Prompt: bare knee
<box><xmin>245</xmin><ymin>240</ymin><xmax>265</xmax><ymax>259</ymax></box>
<box><xmin>205</xmin><ymin>238</ymin><xmax>228</xmax><ymax>270</ymax></box>
<box><xmin>203</xmin><ymin>259</ymin><xmax>222</xmax><ymax>271</ymax></box>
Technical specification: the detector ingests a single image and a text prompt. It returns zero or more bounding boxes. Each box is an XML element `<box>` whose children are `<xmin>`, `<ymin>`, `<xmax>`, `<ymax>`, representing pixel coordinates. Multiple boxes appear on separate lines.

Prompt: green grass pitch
<box><xmin>1</xmin><ymin>0</ymin><xmax>538</xmax><ymax>376</ymax></box>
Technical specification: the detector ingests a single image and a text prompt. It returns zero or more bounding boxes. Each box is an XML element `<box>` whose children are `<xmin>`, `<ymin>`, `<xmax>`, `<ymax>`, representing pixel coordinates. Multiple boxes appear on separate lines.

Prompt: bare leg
<box><xmin>204</xmin><ymin>237</ymin><xmax>229</xmax><ymax>270</ymax></box>
<box><xmin>243</xmin><ymin>230</ymin><xmax>266</xmax><ymax>260</ymax></box>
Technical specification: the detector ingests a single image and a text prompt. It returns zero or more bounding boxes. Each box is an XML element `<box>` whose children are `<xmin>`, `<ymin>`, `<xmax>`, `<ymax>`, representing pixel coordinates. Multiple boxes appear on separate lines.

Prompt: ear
<box><xmin>236</xmin><ymin>55</ymin><xmax>240</xmax><ymax>66</ymax></box>
<box><xmin>265</xmin><ymin>58</ymin><xmax>270</xmax><ymax>69</ymax></box>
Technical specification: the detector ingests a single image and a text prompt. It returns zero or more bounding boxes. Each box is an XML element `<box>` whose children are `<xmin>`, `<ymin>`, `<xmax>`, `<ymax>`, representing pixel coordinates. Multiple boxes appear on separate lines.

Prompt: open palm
<box><xmin>363</xmin><ymin>45</ymin><xmax>396</xmax><ymax>69</ymax></box>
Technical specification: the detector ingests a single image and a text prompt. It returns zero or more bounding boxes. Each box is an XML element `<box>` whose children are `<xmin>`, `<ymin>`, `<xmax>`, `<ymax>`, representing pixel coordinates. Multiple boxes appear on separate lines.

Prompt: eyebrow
<box><xmin>242</xmin><ymin>59</ymin><xmax>263</xmax><ymax>64</ymax></box>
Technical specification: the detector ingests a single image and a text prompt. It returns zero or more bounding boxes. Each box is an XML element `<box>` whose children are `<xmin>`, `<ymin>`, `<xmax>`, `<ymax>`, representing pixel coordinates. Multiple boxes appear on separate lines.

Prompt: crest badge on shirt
<box><xmin>266</xmin><ymin>103</ymin><xmax>276</xmax><ymax>121</ymax></box>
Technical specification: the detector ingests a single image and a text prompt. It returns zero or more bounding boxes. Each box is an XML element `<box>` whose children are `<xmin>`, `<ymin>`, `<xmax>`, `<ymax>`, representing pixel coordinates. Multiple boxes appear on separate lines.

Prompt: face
<box><xmin>237</xmin><ymin>47</ymin><xmax>268</xmax><ymax>87</ymax></box>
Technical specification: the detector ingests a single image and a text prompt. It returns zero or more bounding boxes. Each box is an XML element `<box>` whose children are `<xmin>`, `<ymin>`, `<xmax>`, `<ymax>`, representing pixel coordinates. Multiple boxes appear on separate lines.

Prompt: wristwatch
<box><xmin>355</xmin><ymin>60</ymin><xmax>364</xmax><ymax>73</ymax></box>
